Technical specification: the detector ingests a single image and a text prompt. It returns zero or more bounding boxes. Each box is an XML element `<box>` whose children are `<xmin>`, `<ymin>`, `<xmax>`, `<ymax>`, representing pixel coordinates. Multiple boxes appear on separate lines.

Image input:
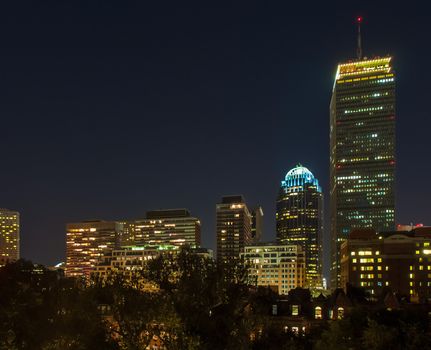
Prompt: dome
<box><xmin>281</xmin><ymin>164</ymin><xmax>321</xmax><ymax>192</ymax></box>
<box><xmin>285</xmin><ymin>165</ymin><xmax>314</xmax><ymax>180</ymax></box>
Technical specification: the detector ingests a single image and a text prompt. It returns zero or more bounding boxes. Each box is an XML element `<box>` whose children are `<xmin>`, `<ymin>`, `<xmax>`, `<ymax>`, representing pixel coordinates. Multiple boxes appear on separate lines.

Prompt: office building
<box><xmin>276</xmin><ymin>165</ymin><xmax>323</xmax><ymax>288</ymax></box>
<box><xmin>123</xmin><ymin>209</ymin><xmax>201</xmax><ymax>248</ymax></box>
<box><xmin>216</xmin><ymin>195</ymin><xmax>252</xmax><ymax>264</ymax></box>
<box><xmin>94</xmin><ymin>245</ymin><xmax>213</xmax><ymax>278</ymax></box>
<box><xmin>251</xmin><ymin>206</ymin><xmax>264</xmax><ymax>243</ymax></box>
<box><xmin>65</xmin><ymin>220</ymin><xmax>122</xmax><ymax>278</ymax></box>
<box><xmin>340</xmin><ymin>226</ymin><xmax>431</xmax><ymax>301</ymax></box>
<box><xmin>241</xmin><ymin>243</ymin><xmax>305</xmax><ymax>295</ymax></box>
<box><xmin>330</xmin><ymin>56</ymin><xmax>396</xmax><ymax>287</ymax></box>
<box><xmin>0</xmin><ymin>208</ymin><xmax>20</xmax><ymax>266</ymax></box>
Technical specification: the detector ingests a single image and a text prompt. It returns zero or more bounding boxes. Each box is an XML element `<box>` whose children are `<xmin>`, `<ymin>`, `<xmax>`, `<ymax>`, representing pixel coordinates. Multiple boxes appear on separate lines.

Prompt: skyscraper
<box><xmin>330</xmin><ymin>55</ymin><xmax>396</xmax><ymax>288</ymax></box>
<box><xmin>276</xmin><ymin>165</ymin><xmax>323</xmax><ymax>288</ymax></box>
<box><xmin>216</xmin><ymin>195</ymin><xmax>252</xmax><ymax>264</ymax></box>
<box><xmin>65</xmin><ymin>220</ymin><xmax>122</xmax><ymax>277</ymax></box>
<box><xmin>0</xmin><ymin>208</ymin><xmax>20</xmax><ymax>266</ymax></box>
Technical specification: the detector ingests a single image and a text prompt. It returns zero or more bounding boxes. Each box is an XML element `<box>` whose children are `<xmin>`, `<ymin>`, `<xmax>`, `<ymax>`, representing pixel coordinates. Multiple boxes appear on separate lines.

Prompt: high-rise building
<box><xmin>0</xmin><ymin>208</ymin><xmax>20</xmax><ymax>266</ymax></box>
<box><xmin>276</xmin><ymin>165</ymin><xmax>323</xmax><ymax>288</ymax></box>
<box><xmin>251</xmin><ymin>206</ymin><xmax>264</xmax><ymax>243</ymax></box>
<box><xmin>340</xmin><ymin>226</ymin><xmax>431</xmax><ymax>302</ymax></box>
<box><xmin>241</xmin><ymin>243</ymin><xmax>305</xmax><ymax>295</ymax></box>
<box><xmin>216</xmin><ymin>195</ymin><xmax>252</xmax><ymax>264</ymax></box>
<box><xmin>65</xmin><ymin>220</ymin><xmax>122</xmax><ymax>278</ymax></box>
<box><xmin>122</xmin><ymin>209</ymin><xmax>201</xmax><ymax>248</ymax></box>
<box><xmin>330</xmin><ymin>56</ymin><xmax>396</xmax><ymax>288</ymax></box>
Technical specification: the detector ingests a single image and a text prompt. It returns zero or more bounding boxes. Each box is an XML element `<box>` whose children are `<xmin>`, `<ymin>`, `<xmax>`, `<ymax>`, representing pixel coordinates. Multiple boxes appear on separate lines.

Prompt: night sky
<box><xmin>1</xmin><ymin>2</ymin><xmax>430</xmax><ymax>278</ymax></box>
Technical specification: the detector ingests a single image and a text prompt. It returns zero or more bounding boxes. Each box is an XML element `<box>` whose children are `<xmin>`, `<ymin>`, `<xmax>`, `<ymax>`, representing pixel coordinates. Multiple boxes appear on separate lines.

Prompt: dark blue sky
<box><xmin>1</xmin><ymin>1</ymin><xmax>430</xmax><ymax>278</ymax></box>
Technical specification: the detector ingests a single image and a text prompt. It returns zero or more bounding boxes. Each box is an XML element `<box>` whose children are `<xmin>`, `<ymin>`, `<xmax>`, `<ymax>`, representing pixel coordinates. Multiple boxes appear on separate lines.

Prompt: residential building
<box><xmin>122</xmin><ymin>209</ymin><xmax>201</xmax><ymax>248</ymax></box>
<box><xmin>0</xmin><ymin>208</ymin><xmax>20</xmax><ymax>266</ymax></box>
<box><xmin>276</xmin><ymin>165</ymin><xmax>323</xmax><ymax>288</ymax></box>
<box><xmin>340</xmin><ymin>226</ymin><xmax>431</xmax><ymax>301</ymax></box>
<box><xmin>65</xmin><ymin>220</ymin><xmax>122</xmax><ymax>278</ymax></box>
<box><xmin>216</xmin><ymin>195</ymin><xmax>252</xmax><ymax>264</ymax></box>
<box><xmin>241</xmin><ymin>243</ymin><xmax>305</xmax><ymax>295</ymax></box>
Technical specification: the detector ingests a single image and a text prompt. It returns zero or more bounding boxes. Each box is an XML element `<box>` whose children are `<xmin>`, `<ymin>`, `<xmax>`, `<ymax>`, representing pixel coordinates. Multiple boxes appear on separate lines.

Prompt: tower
<box><xmin>0</xmin><ymin>208</ymin><xmax>20</xmax><ymax>266</ymax></box>
<box><xmin>276</xmin><ymin>165</ymin><xmax>323</xmax><ymax>288</ymax></box>
<box><xmin>216</xmin><ymin>195</ymin><xmax>252</xmax><ymax>265</ymax></box>
<box><xmin>330</xmin><ymin>19</ymin><xmax>396</xmax><ymax>288</ymax></box>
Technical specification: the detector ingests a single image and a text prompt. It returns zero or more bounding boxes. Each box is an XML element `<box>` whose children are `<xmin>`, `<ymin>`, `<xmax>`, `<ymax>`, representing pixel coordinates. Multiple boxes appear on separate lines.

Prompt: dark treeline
<box><xmin>1</xmin><ymin>250</ymin><xmax>430</xmax><ymax>350</ymax></box>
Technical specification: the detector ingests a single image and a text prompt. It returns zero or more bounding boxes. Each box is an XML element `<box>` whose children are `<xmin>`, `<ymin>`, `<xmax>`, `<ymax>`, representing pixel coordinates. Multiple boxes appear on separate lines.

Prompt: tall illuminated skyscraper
<box><xmin>276</xmin><ymin>165</ymin><xmax>323</xmax><ymax>288</ymax></box>
<box><xmin>0</xmin><ymin>208</ymin><xmax>20</xmax><ymax>266</ymax></box>
<box><xmin>216</xmin><ymin>195</ymin><xmax>252</xmax><ymax>264</ymax></box>
<box><xmin>330</xmin><ymin>53</ymin><xmax>396</xmax><ymax>288</ymax></box>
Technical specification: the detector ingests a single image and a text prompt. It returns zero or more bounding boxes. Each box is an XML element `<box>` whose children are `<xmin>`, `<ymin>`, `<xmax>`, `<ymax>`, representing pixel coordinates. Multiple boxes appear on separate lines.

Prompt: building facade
<box><xmin>241</xmin><ymin>243</ymin><xmax>305</xmax><ymax>295</ymax></box>
<box><xmin>122</xmin><ymin>209</ymin><xmax>201</xmax><ymax>248</ymax></box>
<box><xmin>276</xmin><ymin>165</ymin><xmax>323</xmax><ymax>288</ymax></box>
<box><xmin>216</xmin><ymin>195</ymin><xmax>252</xmax><ymax>264</ymax></box>
<box><xmin>340</xmin><ymin>227</ymin><xmax>431</xmax><ymax>301</ymax></box>
<box><xmin>66</xmin><ymin>220</ymin><xmax>122</xmax><ymax>278</ymax></box>
<box><xmin>0</xmin><ymin>208</ymin><xmax>20</xmax><ymax>266</ymax></box>
<box><xmin>94</xmin><ymin>245</ymin><xmax>213</xmax><ymax>278</ymax></box>
<box><xmin>330</xmin><ymin>57</ymin><xmax>396</xmax><ymax>287</ymax></box>
<box><xmin>251</xmin><ymin>206</ymin><xmax>264</xmax><ymax>243</ymax></box>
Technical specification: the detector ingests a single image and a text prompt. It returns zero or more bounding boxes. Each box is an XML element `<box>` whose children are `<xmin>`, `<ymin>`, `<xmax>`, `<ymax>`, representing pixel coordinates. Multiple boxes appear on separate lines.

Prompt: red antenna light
<box><xmin>357</xmin><ymin>16</ymin><xmax>362</xmax><ymax>23</ymax></box>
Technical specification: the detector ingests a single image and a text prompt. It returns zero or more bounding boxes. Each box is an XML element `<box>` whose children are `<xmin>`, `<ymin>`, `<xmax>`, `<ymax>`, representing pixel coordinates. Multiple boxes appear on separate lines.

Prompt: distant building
<box><xmin>122</xmin><ymin>209</ymin><xmax>201</xmax><ymax>248</ymax></box>
<box><xmin>0</xmin><ymin>208</ymin><xmax>20</xmax><ymax>266</ymax></box>
<box><xmin>251</xmin><ymin>207</ymin><xmax>264</xmax><ymax>243</ymax></box>
<box><xmin>94</xmin><ymin>245</ymin><xmax>213</xmax><ymax>291</ymax></box>
<box><xmin>216</xmin><ymin>195</ymin><xmax>252</xmax><ymax>264</ymax></box>
<box><xmin>330</xmin><ymin>56</ymin><xmax>396</xmax><ymax>288</ymax></box>
<box><xmin>241</xmin><ymin>243</ymin><xmax>305</xmax><ymax>295</ymax></box>
<box><xmin>65</xmin><ymin>220</ymin><xmax>122</xmax><ymax>278</ymax></box>
<box><xmin>276</xmin><ymin>165</ymin><xmax>323</xmax><ymax>288</ymax></box>
<box><xmin>340</xmin><ymin>226</ymin><xmax>431</xmax><ymax>301</ymax></box>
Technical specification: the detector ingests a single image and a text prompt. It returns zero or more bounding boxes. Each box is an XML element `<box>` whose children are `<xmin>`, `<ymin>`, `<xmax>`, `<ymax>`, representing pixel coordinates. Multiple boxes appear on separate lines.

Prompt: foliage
<box><xmin>2</xmin><ymin>257</ymin><xmax>431</xmax><ymax>350</ymax></box>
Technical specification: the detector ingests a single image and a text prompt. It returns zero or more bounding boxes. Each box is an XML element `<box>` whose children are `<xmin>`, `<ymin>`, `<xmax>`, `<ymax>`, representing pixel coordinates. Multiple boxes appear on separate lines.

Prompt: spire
<box><xmin>356</xmin><ymin>16</ymin><xmax>363</xmax><ymax>60</ymax></box>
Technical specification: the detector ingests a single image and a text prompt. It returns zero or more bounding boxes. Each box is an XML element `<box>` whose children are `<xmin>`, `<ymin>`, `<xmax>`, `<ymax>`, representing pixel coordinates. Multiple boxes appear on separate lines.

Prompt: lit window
<box><xmin>337</xmin><ymin>307</ymin><xmax>344</xmax><ymax>319</ymax></box>
<box><xmin>315</xmin><ymin>306</ymin><xmax>322</xmax><ymax>320</ymax></box>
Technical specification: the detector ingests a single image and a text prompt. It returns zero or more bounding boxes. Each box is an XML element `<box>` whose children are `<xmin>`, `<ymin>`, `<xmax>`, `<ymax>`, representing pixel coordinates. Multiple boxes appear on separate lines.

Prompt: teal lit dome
<box><xmin>281</xmin><ymin>164</ymin><xmax>321</xmax><ymax>192</ymax></box>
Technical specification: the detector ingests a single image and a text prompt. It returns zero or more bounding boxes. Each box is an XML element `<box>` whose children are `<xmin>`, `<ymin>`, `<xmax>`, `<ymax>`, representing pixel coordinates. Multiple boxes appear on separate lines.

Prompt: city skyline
<box><xmin>1</xmin><ymin>3</ymin><xmax>430</xmax><ymax>281</ymax></box>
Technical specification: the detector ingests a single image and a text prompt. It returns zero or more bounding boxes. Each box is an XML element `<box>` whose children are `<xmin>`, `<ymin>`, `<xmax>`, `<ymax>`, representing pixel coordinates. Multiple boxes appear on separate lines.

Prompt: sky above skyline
<box><xmin>1</xmin><ymin>2</ymin><xmax>430</xmax><ymax>278</ymax></box>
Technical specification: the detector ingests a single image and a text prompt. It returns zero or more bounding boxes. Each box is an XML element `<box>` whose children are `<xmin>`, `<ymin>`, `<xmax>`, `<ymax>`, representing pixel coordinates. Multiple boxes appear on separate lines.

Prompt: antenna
<box><xmin>356</xmin><ymin>16</ymin><xmax>363</xmax><ymax>60</ymax></box>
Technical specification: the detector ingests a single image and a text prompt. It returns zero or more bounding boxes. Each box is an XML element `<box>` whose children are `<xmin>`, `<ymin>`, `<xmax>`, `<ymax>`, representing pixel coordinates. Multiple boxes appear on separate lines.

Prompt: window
<box><xmin>337</xmin><ymin>307</ymin><xmax>344</xmax><ymax>319</ymax></box>
<box><xmin>315</xmin><ymin>306</ymin><xmax>322</xmax><ymax>319</ymax></box>
<box><xmin>292</xmin><ymin>305</ymin><xmax>299</xmax><ymax>316</ymax></box>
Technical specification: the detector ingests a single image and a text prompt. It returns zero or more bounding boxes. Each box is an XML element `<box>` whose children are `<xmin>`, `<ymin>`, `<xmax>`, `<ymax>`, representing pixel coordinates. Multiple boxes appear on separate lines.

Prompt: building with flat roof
<box><xmin>340</xmin><ymin>226</ymin><xmax>431</xmax><ymax>301</ymax></box>
<box><xmin>66</xmin><ymin>220</ymin><xmax>122</xmax><ymax>278</ymax></box>
<box><xmin>241</xmin><ymin>243</ymin><xmax>305</xmax><ymax>295</ymax></box>
<box><xmin>122</xmin><ymin>209</ymin><xmax>201</xmax><ymax>248</ymax></box>
<box><xmin>216</xmin><ymin>195</ymin><xmax>252</xmax><ymax>264</ymax></box>
<box><xmin>0</xmin><ymin>208</ymin><xmax>20</xmax><ymax>266</ymax></box>
<box><xmin>330</xmin><ymin>56</ymin><xmax>396</xmax><ymax>288</ymax></box>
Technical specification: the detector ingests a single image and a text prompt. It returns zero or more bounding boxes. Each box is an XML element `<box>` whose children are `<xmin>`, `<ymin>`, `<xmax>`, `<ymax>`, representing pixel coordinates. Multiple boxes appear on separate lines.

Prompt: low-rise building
<box><xmin>241</xmin><ymin>243</ymin><xmax>305</xmax><ymax>295</ymax></box>
<box><xmin>340</xmin><ymin>226</ymin><xmax>431</xmax><ymax>301</ymax></box>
